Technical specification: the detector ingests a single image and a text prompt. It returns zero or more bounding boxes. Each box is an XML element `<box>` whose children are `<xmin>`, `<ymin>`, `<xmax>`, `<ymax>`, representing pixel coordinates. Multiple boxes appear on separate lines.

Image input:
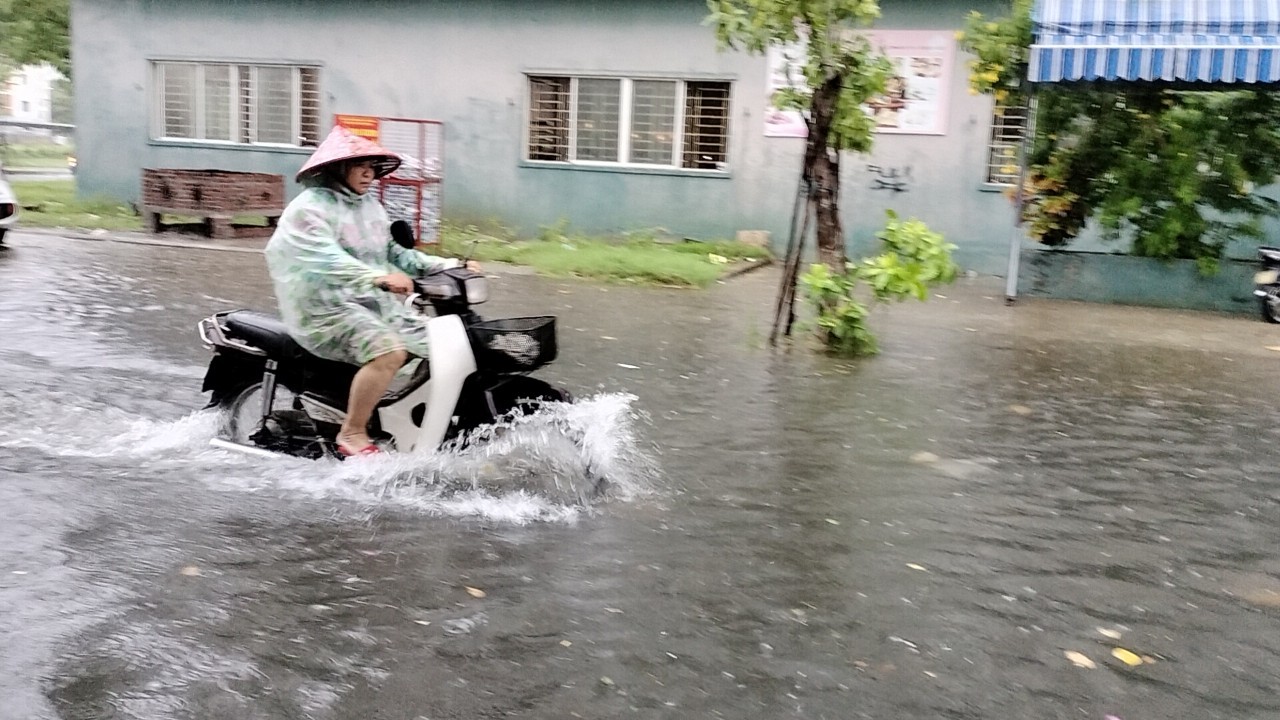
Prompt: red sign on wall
<box><xmin>334</xmin><ymin>114</ymin><xmax>381</xmax><ymax>142</ymax></box>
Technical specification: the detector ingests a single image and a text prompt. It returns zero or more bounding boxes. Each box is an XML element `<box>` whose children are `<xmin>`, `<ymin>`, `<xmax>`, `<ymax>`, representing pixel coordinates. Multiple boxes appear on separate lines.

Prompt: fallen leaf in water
<box><xmin>1240</xmin><ymin>588</ymin><xmax>1280</xmax><ymax>607</ymax></box>
<box><xmin>1111</xmin><ymin>648</ymin><xmax>1144</xmax><ymax>666</ymax></box>
<box><xmin>1064</xmin><ymin>651</ymin><xmax>1096</xmax><ymax>669</ymax></box>
<box><xmin>906</xmin><ymin>563</ymin><xmax>929</xmax><ymax>572</ymax></box>
<box><xmin>560</xmin><ymin>640</ymin><xmax>573</xmax><ymax>647</ymax></box>
<box><xmin>179</xmin><ymin>566</ymin><xmax>202</xmax><ymax>577</ymax></box>
<box><xmin>465</xmin><ymin>586</ymin><xmax>487</xmax><ymax>598</ymax></box>
<box><xmin>1097</xmin><ymin>627</ymin><xmax>1123</xmax><ymax>640</ymax></box>
<box><xmin>910</xmin><ymin>451</ymin><xmax>940</xmax><ymax>464</ymax></box>
<box><xmin>1008</xmin><ymin>404</ymin><xmax>1033</xmax><ymax>415</ymax></box>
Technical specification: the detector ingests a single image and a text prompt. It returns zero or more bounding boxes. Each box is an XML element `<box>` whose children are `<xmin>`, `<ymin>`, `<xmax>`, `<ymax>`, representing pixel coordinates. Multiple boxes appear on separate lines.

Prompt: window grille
<box><xmin>161</xmin><ymin>63</ymin><xmax>196</xmax><ymax>138</ymax></box>
<box><xmin>575</xmin><ymin>78</ymin><xmax>621</xmax><ymax>162</ymax></box>
<box><xmin>203</xmin><ymin>64</ymin><xmax>233</xmax><ymax>142</ymax></box>
<box><xmin>629</xmin><ymin>80</ymin><xmax>676</xmax><ymax>165</ymax></box>
<box><xmin>527</xmin><ymin>75</ymin><xmax>731</xmax><ymax>171</ymax></box>
<box><xmin>152</xmin><ymin>61</ymin><xmax>320</xmax><ymax>147</ymax></box>
<box><xmin>298</xmin><ymin>67</ymin><xmax>321</xmax><ymax>146</ymax></box>
<box><xmin>682</xmin><ymin>82</ymin><xmax>730</xmax><ymax>170</ymax></box>
<box><xmin>985</xmin><ymin>100</ymin><xmax>1031</xmax><ymax>186</ymax></box>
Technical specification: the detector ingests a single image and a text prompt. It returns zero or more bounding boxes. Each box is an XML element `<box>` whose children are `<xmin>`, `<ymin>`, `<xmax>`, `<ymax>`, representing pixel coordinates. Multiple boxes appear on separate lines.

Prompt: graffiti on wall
<box><xmin>866</xmin><ymin>164</ymin><xmax>912</xmax><ymax>193</ymax></box>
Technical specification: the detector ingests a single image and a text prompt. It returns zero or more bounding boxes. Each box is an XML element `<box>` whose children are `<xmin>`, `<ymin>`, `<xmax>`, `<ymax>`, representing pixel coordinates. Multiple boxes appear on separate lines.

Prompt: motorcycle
<box><xmin>1254</xmin><ymin>246</ymin><xmax>1280</xmax><ymax>324</ymax></box>
<box><xmin>197</xmin><ymin>221</ymin><xmax>569</xmax><ymax>460</ymax></box>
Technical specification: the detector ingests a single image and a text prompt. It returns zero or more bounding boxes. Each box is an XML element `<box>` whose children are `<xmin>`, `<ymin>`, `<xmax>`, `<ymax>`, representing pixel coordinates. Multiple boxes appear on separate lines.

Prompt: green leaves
<box><xmin>957</xmin><ymin>0</ymin><xmax>1033</xmax><ymax>101</ymax></box>
<box><xmin>799</xmin><ymin>212</ymin><xmax>956</xmax><ymax>356</ymax></box>
<box><xmin>706</xmin><ymin>0</ymin><xmax>889</xmax><ymax>154</ymax></box>
<box><xmin>960</xmin><ymin>2</ymin><xmax>1280</xmax><ymax>269</ymax></box>
<box><xmin>0</xmin><ymin>0</ymin><xmax>70</xmax><ymax>77</ymax></box>
<box><xmin>1024</xmin><ymin>88</ymin><xmax>1280</xmax><ymax>268</ymax></box>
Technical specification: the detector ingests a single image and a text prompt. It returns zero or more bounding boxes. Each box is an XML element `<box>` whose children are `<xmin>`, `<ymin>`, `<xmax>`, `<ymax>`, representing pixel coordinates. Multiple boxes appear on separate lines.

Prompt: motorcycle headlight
<box><xmin>464</xmin><ymin>276</ymin><xmax>489</xmax><ymax>305</ymax></box>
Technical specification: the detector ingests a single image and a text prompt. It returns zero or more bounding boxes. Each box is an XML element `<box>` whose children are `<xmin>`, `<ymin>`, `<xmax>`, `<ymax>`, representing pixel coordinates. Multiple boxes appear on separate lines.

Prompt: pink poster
<box><xmin>863</xmin><ymin>30</ymin><xmax>955</xmax><ymax>136</ymax></box>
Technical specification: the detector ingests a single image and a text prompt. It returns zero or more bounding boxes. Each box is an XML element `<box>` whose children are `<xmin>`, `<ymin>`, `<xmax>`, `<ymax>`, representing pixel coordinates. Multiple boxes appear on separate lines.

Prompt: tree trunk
<box><xmin>805</xmin><ymin>73</ymin><xmax>846</xmax><ymax>273</ymax></box>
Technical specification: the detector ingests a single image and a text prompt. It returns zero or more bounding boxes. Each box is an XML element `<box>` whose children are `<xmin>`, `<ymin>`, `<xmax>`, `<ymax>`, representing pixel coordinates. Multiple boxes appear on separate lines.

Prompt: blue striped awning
<box><xmin>1028</xmin><ymin>0</ymin><xmax>1280</xmax><ymax>83</ymax></box>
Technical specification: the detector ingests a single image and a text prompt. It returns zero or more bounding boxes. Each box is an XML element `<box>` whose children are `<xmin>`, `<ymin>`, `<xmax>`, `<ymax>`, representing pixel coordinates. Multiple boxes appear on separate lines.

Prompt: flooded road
<box><xmin>2</xmin><ymin>231</ymin><xmax>1280</xmax><ymax>720</ymax></box>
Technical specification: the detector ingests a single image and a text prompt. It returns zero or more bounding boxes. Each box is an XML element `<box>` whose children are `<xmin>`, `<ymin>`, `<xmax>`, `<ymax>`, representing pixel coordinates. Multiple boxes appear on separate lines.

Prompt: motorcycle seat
<box><xmin>223</xmin><ymin>311</ymin><xmax>305</xmax><ymax>360</ymax></box>
<box><xmin>219</xmin><ymin>310</ymin><xmax>425</xmax><ymax>408</ymax></box>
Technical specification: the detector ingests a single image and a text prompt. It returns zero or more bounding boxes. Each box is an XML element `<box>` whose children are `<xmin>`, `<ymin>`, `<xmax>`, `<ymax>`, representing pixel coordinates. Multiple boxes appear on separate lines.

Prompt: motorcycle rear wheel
<box><xmin>219</xmin><ymin>382</ymin><xmax>305</xmax><ymax>446</ymax></box>
<box><xmin>1260</xmin><ymin>287</ymin><xmax>1280</xmax><ymax>324</ymax></box>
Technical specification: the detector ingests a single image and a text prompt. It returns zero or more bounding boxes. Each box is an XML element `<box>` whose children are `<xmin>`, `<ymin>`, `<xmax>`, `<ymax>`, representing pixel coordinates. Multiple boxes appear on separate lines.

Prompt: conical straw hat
<box><xmin>295</xmin><ymin>124</ymin><xmax>401</xmax><ymax>183</ymax></box>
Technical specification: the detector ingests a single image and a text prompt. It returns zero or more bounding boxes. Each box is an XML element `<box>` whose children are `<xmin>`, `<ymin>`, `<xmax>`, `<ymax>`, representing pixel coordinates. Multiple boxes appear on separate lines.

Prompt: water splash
<box><xmin>0</xmin><ymin>392</ymin><xmax>657</xmax><ymax>524</ymax></box>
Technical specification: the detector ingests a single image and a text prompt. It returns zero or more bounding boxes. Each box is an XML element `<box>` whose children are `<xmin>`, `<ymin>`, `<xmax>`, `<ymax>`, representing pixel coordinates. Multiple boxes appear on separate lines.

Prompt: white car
<box><xmin>0</xmin><ymin>168</ymin><xmax>17</xmax><ymax>243</ymax></box>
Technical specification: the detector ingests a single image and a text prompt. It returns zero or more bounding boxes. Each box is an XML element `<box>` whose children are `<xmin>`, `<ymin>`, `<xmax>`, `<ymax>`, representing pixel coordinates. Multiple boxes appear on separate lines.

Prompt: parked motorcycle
<box><xmin>197</xmin><ymin>221</ymin><xmax>569</xmax><ymax>459</ymax></box>
<box><xmin>1254</xmin><ymin>246</ymin><xmax>1280</xmax><ymax>323</ymax></box>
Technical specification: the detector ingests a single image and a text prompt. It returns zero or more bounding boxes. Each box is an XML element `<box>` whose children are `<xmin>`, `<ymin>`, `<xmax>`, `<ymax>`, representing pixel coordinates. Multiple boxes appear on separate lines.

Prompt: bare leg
<box><xmin>338</xmin><ymin>348</ymin><xmax>407</xmax><ymax>450</ymax></box>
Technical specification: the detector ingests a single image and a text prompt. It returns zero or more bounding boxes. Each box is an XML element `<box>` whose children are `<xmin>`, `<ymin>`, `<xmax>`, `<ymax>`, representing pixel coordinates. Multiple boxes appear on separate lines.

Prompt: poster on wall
<box><xmin>764</xmin><ymin>39</ymin><xmax>810</xmax><ymax>138</ymax></box>
<box><xmin>863</xmin><ymin>30</ymin><xmax>954</xmax><ymax>135</ymax></box>
<box><xmin>762</xmin><ymin>30</ymin><xmax>954</xmax><ymax>138</ymax></box>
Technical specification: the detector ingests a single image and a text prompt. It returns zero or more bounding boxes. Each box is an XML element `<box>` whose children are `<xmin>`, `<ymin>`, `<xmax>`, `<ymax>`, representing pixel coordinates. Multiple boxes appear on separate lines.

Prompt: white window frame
<box><xmin>525</xmin><ymin>74</ymin><xmax>731</xmax><ymax>172</ymax></box>
<box><xmin>150</xmin><ymin>60</ymin><xmax>319</xmax><ymax>148</ymax></box>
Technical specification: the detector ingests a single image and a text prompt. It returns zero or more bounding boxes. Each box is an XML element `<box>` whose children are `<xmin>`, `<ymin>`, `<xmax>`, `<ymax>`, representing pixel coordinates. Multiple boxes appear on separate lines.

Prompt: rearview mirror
<box><xmin>390</xmin><ymin>220</ymin><xmax>416</xmax><ymax>249</ymax></box>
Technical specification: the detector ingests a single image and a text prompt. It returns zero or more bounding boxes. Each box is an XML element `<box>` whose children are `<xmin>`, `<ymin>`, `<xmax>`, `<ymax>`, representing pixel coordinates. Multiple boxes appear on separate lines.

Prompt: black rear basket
<box><xmin>468</xmin><ymin>316</ymin><xmax>558</xmax><ymax>372</ymax></box>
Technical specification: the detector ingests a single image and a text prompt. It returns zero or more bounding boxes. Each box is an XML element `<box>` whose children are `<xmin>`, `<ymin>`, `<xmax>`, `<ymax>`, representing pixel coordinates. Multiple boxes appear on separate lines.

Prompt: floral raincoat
<box><xmin>265</xmin><ymin>184</ymin><xmax>456</xmax><ymax>366</ymax></box>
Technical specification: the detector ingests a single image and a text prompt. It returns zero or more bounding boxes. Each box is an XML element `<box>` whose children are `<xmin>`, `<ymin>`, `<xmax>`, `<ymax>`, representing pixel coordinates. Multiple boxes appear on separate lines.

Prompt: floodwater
<box><xmin>2</xmin><ymin>231</ymin><xmax>1280</xmax><ymax>720</ymax></box>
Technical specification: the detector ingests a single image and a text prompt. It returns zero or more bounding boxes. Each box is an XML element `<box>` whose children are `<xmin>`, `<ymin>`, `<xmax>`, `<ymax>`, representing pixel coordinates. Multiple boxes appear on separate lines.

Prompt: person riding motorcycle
<box><xmin>264</xmin><ymin>125</ymin><xmax>478</xmax><ymax>457</ymax></box>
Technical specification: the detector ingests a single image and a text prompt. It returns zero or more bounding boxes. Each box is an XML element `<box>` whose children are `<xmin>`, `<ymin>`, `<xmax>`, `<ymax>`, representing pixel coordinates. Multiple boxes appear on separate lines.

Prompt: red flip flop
<box><xmin>336</xmin><ymin>440</ymin><xmax>381</xmax><ymax>457</ymax></box>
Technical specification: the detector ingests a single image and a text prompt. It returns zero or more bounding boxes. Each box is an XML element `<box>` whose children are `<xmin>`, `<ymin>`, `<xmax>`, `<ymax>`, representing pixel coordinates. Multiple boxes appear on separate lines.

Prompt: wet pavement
<box><xmin>2</xmin><ymin>230</ymin><xmax>1280</xmax><ymax>720</ymax></box>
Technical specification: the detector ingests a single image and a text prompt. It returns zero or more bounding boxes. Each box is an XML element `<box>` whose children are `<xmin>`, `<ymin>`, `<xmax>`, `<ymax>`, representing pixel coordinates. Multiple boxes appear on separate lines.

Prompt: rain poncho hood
<box><xmin>296</xmin><ymin>124</ymin><xmax>401</xmax><ymax>183</ymax></box>
<box><xmin>264</xmin><ymin>182</ymin><xmax>457</xmax><ymax>366</ymax></box>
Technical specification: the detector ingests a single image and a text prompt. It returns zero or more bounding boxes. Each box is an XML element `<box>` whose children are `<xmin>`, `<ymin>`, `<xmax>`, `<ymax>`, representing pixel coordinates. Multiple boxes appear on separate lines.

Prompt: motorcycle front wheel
<box><xmin>1260</xmin><ymin>287</ymin><xmax>1280</xmax><ymax>324</ymax></box>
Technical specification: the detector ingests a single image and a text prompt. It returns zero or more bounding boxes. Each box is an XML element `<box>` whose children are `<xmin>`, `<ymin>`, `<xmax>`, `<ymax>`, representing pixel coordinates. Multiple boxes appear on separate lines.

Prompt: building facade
<box><xmin>73</xmin><ymin>0</ymin><xmax>1046</xmax><ymax>273</ymax></box>
<box><xmin>3</xmin><ymin>63</ymin><xmax>63</xmax><ymax>124</ymax></box>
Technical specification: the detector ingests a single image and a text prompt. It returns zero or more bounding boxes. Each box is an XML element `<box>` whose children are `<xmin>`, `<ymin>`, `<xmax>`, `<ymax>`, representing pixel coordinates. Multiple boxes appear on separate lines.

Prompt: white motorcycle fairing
<box><xmin>284</xmin><ymin>315</ymin><xmax>478</xmax><ymax>453</ymax></box>
<box><xmin>377</xmin><ymin>314</ymin><xmax>477</xmax><ymax>452</ymax></box>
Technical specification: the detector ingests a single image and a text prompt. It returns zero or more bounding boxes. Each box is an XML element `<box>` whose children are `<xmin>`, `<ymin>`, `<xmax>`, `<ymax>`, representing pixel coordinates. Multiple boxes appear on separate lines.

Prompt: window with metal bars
<box><xmin>985</xmin><ymin>100</ymin><xmax>1031</xmax><ymax>186</ymax></box>
<box><xmin>526</xmin><ymin>75</ymin><xmax>731</xmax><ymax>171</ymax></box>
<box><xmin>152</xmin><ymin>61</ymin><xmax>321</xmax><ymax>147</ymax></box>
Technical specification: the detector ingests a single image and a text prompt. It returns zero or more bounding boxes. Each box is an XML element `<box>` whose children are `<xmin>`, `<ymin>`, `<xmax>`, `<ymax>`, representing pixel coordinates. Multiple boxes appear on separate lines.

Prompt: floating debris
<box><xmin>1064</xmin><ymin>650</ymin><xmax>1096</xmax><ymax>669</ymax></box>
<box><xmin>1111</xmin><ymin>648</ymin><xmax>1144</xmax><ymax>666</ymax></box>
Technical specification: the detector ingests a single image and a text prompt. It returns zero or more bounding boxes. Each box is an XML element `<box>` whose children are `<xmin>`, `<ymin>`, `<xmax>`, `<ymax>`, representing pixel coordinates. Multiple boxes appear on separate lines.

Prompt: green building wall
<box><xmin>74</xmin><ymin>0</ymin><xmax>1027</xmax><ymax>273</ymax></box>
